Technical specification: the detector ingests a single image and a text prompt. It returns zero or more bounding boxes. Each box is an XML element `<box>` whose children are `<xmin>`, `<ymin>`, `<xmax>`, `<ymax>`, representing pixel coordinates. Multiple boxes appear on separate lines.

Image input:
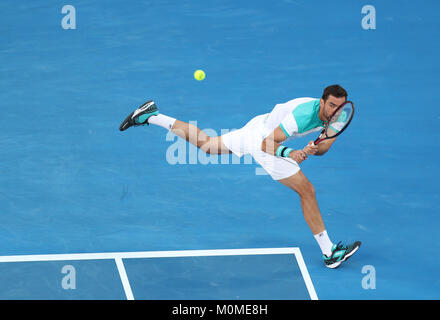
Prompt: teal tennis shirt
<box><xmin>264</xmin><ymin>98</ymin><xmax>326</xmax><ymax>140</ymax></box>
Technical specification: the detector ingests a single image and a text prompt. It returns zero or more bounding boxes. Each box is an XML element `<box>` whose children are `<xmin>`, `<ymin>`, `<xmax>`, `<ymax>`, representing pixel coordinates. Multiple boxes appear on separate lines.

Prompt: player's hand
<box><xmin>303</xmin><ymin>141</ymin><xmax>319</xmax><ymax>155</ymax></box>
<box><xmin>289</xmin><ymin>150</ymin><xmax>308</xmax><ymax>163</ymax></box>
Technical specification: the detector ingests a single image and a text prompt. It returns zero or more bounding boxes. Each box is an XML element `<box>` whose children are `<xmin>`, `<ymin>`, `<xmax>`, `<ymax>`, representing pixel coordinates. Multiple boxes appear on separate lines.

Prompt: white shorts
<box><xmin>221</xmin><ymin>114</ymin><xmax>300</xmax><ymax>180</ymax></box>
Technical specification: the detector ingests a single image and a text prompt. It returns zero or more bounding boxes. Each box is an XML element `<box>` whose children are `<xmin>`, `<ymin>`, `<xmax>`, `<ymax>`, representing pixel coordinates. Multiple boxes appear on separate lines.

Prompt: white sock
<box><xmin>148</xmin><ymin>114</ymin><xmax>176</xmax><ymax>130</ymax></box>
<box><xmin>314</xmin><ymin>230</ymin><xmax>334</xmax><ymax>257</ymax></box>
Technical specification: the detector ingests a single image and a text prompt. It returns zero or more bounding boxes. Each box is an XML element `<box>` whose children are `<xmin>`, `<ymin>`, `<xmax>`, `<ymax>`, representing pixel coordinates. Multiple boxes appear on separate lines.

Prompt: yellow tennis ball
<box><xmin>194</xmin><ymin>69</ymin><xmax>205</xmax><ymax>81</ymax></box>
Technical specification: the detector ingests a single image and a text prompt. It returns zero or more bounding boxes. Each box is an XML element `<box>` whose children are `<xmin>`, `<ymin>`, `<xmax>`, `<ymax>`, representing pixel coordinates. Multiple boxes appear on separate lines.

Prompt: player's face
<box><xmin>320</xmin><ymin>95</ymin><xmax>346</xmax><ymax>121</ymax></box>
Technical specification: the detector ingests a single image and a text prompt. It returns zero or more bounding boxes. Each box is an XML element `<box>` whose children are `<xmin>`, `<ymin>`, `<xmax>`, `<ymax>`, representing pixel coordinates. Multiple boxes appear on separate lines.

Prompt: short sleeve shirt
<box><xmin>264</xmin><ymin>98</ymin><xmax>326</xmax><ymax>140</ymax></box>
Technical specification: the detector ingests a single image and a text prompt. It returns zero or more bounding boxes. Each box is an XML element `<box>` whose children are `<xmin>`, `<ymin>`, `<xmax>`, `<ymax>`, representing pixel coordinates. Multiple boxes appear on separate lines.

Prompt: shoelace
<box><xmin>335</xmin><ymin>241</ymin><xmax>347</xmax><ymax>251</ymax></box>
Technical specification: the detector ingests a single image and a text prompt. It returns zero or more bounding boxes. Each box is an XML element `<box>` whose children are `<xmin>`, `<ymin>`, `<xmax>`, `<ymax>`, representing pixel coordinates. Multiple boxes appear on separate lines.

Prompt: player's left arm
<box><xmin>303</xmin><ymin>136</ymin><xmax>337</xmax><ymax>156</ymax></box>
<box><xmin>261</xmin><ymin>126</ymin><xmax>308</xmax><ymax>163</ymax></box>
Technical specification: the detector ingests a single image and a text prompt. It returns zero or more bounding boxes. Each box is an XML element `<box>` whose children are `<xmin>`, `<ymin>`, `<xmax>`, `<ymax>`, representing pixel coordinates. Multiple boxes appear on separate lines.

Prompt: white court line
<box><xmin>0</xmin><ymin>247</ymin><xmax>318</xmax><ymax>300</ymax></box>
<box><xmin>115</xmin><ymin>258</ymin><xmax>134</xmax><ymax>300</ymax></box>
<box><xmin>0</xmin><ymin>248</ymin><xmax>299</xmax><ymax>262</ymax></box>
<box><xmin>292</xmin><ymin>248</ymin><xmax>318</xmax><ymax>300</ymax></box>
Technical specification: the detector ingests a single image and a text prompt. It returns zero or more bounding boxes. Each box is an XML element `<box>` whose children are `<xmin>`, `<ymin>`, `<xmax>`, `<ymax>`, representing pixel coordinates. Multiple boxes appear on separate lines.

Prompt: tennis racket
<box><xmin>314</xmin><ymin>101</ymin><xmax>355</xmax><ymax>145</ymax></box>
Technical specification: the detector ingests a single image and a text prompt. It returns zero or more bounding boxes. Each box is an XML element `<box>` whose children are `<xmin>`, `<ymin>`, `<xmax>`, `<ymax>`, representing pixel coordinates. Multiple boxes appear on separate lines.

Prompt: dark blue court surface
<box><xmin>0</xmin><ymin>260</ymin><xmax>126</xmax><ymax>299</ymax></box>
<box><xmin>1</xmin><ymin>0</ymin><xmax>439</xmax><ymax>299</ymax></box>
<box><xmin>124</xmin><ymin>254</ymin><xmax>310</xmax><ymax>300</ymax></box>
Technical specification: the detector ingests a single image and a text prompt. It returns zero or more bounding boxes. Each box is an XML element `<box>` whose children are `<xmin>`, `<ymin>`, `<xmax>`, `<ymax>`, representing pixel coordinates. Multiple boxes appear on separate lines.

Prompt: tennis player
<box><xmin>119</xmin><ymin>84</ymin><xmax>361</xmax><ymax>268</ymax></box>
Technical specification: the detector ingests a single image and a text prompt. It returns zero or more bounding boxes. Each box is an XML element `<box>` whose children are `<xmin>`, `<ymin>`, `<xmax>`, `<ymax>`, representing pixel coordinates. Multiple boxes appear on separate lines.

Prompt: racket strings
<box><xmin>325</xmin><ymin>103</ymin><xmax>354</xmax><ymax>138</ymax></box>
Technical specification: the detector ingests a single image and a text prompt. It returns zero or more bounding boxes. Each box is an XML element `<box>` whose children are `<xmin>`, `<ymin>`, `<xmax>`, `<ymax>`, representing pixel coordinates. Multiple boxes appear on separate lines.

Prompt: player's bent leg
<box><xmin>278</xmin><ymin>170</ymin><xmax>326</xmax><ymax>235</ymax></box>
<box><xmin>278</xmin><ymin>170</ymin><xmax>362</xmax><ymax>269</ymax></box>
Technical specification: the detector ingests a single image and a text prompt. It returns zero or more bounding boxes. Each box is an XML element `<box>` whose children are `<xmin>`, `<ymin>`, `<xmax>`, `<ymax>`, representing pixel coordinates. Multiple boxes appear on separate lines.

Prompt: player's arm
<box><xmin>316</xmin><ymin>137</ymin><xmax>337</xmax><ymax>155</ymax></box>
<box><xmin>261</xmin><ymin>126</ymin><xmax>308</xmax><ymax>163</ymax></box>
<box><xmin>303</xmin><ymin>136</ymin><xmax>337</xmax><ymax>156</ymax></box>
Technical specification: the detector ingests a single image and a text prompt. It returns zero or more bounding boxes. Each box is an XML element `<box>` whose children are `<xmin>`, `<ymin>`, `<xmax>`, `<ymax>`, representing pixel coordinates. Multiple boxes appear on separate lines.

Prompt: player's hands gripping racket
<box><xmin>313</xmin><ymin>101</ymin><xmax>355</xmax><ymax>146</ymax></box>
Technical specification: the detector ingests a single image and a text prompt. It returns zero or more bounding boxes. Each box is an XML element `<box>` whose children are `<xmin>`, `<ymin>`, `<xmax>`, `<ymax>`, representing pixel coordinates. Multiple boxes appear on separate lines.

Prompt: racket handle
<box><xmin>313</xmin><ymin>138</ymin><xmax>321</xmax><ymax>145</ymax></box>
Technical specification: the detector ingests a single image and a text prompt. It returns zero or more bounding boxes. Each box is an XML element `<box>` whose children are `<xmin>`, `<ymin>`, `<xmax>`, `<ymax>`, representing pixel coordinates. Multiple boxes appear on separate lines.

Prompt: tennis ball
<box><xmin>194</xmin><ymin>69</ymin><xmax>205</xmax><ymax>81</ymax></box>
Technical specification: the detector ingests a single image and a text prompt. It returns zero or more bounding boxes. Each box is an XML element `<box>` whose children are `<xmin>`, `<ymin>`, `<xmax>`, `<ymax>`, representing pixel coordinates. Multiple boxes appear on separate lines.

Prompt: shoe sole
<box><xmin>325</xmin><ymin>243</ymin><xmax>361</xmax><ymax>269</ymax></box>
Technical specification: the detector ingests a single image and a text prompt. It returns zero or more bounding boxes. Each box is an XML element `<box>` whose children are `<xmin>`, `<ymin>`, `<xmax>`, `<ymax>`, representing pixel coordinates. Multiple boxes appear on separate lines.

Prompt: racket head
<box><xmin>314</xmin><ymin>101</ymin><xmax>355</xmax><ymax>144</ymax></box>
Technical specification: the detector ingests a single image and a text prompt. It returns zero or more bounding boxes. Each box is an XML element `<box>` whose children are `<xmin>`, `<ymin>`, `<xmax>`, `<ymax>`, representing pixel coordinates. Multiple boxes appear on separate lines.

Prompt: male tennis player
<box><xmin>119</xmin><ymin>84</ymin><xmax>361</xmax><ymax>268</ymax></box>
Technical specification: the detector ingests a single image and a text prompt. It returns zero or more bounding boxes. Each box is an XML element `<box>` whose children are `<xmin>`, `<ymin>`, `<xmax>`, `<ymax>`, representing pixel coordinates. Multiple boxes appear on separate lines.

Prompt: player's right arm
<box><xmin>261</xmin><ymin>126</ymin><xmax>308</xmax><ymax>163</ymax></box>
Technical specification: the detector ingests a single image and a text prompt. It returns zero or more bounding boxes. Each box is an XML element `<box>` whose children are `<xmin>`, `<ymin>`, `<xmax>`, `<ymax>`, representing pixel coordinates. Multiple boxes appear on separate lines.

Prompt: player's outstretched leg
<box><xmin>170</xmin><ymin>119</ymin><xmax>232</xmax><ymax>155</ymax></box>
<box><xmin>119</xmin><ymin>100</ymin><xmax>231</xmax><ymax>155</ymax></box>
<box><xmin>278</xmin><ymin>170</ymin><xmax>361</xmax><ymax>268</ymax></box>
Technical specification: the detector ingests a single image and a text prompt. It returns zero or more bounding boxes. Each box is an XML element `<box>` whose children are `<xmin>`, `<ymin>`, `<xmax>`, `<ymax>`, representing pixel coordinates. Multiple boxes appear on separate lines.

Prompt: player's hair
<box><xmin>322</xmin><ymin>84</ymin><xmax>348</xmax><ymax>101</ymax></box>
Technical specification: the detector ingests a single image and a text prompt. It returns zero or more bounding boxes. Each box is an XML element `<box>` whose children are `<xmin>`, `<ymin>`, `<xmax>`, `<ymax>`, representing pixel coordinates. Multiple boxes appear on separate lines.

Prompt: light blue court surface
<box><xmin>1</xmin><ymin>0</ymin><xmax>440</xmax><ymax>299</ymax></box>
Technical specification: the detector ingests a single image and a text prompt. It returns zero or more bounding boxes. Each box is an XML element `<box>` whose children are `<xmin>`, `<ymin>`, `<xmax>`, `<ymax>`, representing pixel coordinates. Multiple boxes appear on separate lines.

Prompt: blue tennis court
<box><xmin>1</xmin><ymin>0</ymin><xmax>439</xmax><ymax>300</ymax></box>
<box><xmin>0</xmin><ymin>248</ymin><xmax>315</xmax><ymax>300</ymax></box>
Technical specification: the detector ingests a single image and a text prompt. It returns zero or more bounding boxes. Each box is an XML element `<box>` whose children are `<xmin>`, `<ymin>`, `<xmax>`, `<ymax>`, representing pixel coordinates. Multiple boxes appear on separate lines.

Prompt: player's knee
<box><xmin>298</xmin><ymin>181</ymin><xmax>316</xmax><ymax>199</ymax></box>
<box><xmin>200</xmin><ymin>137</ymin><xmax>215</xmax><ymax>155</ymax></box>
